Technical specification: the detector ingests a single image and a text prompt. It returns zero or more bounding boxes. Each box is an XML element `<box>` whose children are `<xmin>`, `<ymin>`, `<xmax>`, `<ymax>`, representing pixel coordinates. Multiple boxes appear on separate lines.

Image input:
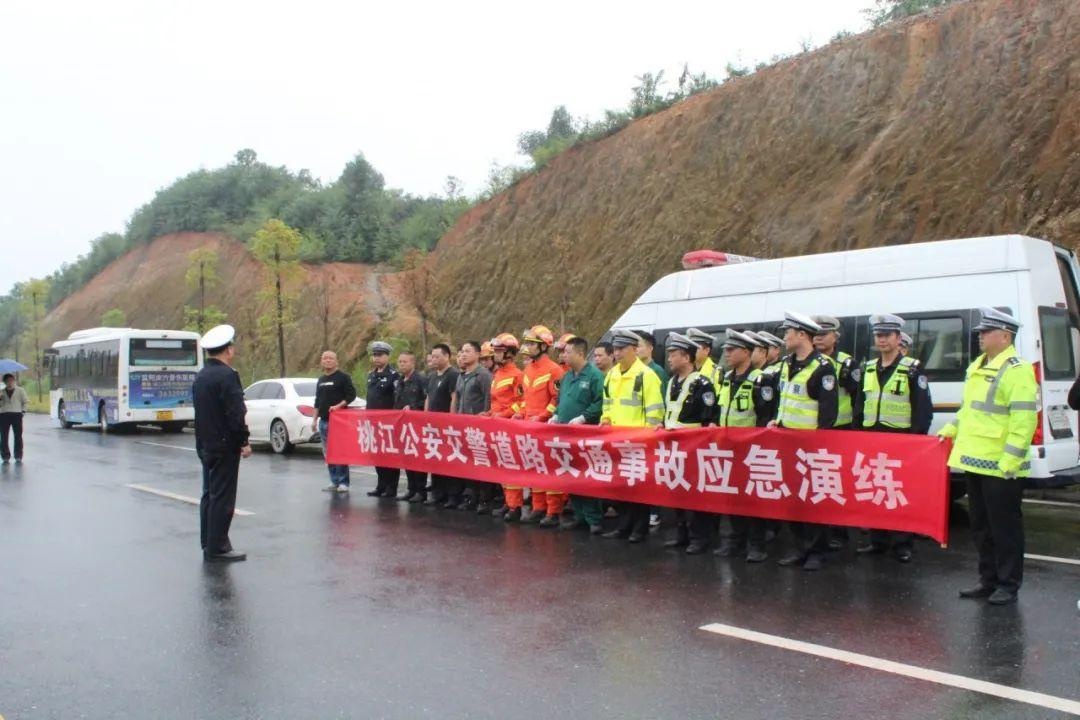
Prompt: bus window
<box><xmin>129</xmin><ymin>339</ymin><xmax>198</xmax><ymax>367</ymax></box>
<box><xmin>1039</xmin><ymin>307</ymin><xmax>1076</xmax><ymax>380</ymax></box>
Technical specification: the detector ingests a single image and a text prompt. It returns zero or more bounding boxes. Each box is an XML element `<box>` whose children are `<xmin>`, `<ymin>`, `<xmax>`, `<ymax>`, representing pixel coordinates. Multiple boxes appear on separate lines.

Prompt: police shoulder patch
<box><xmin>821</xmin><ymin>375</ymin><xmax>836</xmax><ymax>391</ymax></box>
<box><xmin>917</xmin><ymin>375</ymin><xmax>929</xmax><ymax>390</ymax></box>
<box><xmin>761</xmin><ymin>387</ymin><xmax>775</xmax><ymax>401</ymax></box>
<box><xmin>702</xmin><ymin>391</ymin><xmax>716</xmax><ymax>407</ymax></box>
<box><xmin>850</xmin><ymin>367</ymin><xmax>862</xmax><ymax>383</ymax></box>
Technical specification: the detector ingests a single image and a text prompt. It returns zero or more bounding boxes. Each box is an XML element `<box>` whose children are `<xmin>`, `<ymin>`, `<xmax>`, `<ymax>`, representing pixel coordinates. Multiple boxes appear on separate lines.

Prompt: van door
<box><xmin>1041</xmin><ymin>248</ymin><xmax>1080</xmax><ymax>473</ymax></box>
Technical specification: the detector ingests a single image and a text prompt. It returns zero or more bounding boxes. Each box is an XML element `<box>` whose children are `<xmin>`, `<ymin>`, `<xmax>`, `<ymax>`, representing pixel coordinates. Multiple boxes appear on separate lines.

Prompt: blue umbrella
<box><xmin>0</xmin><ymin>359</ymin><xmax>29</xmax><ymax>374</ymax></box>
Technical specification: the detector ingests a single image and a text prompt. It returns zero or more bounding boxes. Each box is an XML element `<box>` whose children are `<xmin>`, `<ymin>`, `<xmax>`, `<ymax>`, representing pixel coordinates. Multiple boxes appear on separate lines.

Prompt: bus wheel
<box><xmin>58</xmin><ymin>401</ymin><xmax>74</xmax><ymax>429</ymax></box>
<box><xmin>270</xmin><ymin>419</ymin><xmax>293</xmax><ymax>455</ymax></box>
<box><xmin>98</xmin><ymin>404</ymin><xmax>109</xmax><ymax>434</ymax></box>
<box><xmin>159</xmin><ymin>422</ymin><xmax>187</xmax><ymax>434</ymax></box>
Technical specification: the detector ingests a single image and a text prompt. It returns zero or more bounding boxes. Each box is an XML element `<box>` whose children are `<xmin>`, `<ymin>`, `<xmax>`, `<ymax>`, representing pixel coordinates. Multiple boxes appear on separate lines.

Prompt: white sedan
<box><xmin>243</xmin><ymin>377</ymin><xmax>366</xmax><ymax>454</ymax></box>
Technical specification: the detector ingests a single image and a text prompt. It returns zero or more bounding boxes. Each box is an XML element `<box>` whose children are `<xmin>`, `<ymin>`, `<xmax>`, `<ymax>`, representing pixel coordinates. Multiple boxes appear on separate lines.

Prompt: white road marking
<box><xmin>1023</xmin><ymin>498</ymin><xmax>1079</xmax><ymax>509</ymax></box>
<box><xmin>700</xmin><ymin>622</ymin><xmax>1080</xmax><ymax>716</ymax></box>
<box><xmin>1025</xmin><ymin>553</ymin><xmax>1080</xmax><ymax>567</ymax></box>
<box><xmin>136</xmin><ymin>441</ymin><xmax>196</xmax><ymax>452</ymax></box>
<box><xmin>126</xmin><ymin>484</ymin><xmax>255</xmax><ymax>516</ymax></box>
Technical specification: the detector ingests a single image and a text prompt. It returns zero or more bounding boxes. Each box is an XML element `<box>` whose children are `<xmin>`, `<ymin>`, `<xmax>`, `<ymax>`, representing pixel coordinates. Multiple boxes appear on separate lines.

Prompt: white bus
<box><xmin>611</xmin><ymin>235</ymin><xmax>1080</xmax><ymax>489</ymax></box>
<box><xmin>46</xmin><ymin>328</ymin><xmax>203</xmax><ymax>432</ymax></box>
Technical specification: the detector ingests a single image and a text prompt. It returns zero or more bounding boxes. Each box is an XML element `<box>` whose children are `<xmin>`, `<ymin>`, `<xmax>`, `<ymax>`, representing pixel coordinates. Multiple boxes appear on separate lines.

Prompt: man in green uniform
<box><xmin>552</xmin><ymin>335</ymin><xmax>606</xmax><ymax>534</ymax></box>
<box><xmin>939</xmin><ymin>307</ymin><xmax>1037</xmax><ymax>605</ymax></box>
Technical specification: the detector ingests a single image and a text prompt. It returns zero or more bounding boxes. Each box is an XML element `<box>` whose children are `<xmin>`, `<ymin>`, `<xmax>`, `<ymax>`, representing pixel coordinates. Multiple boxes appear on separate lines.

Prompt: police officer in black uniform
<box><xmin>393</xmin><ymin>350</ymin><xmax>429</xmax><ymax>503</ymax></box>
<box><xmin>854</xmin><ymin>314</ymin><xmax>933</xmax><ymax>562</ymax></box>
<box><xmin>661</xmin><ymin>332</ymin><xmax>718</xmax><ymax>554</ymax></box>
<box><xmin>193</xmin><ymin>324</ymin><xmax>251</xmax><ymax>562</ymax></box>
<box><xmin>366</xmin><ymin>341</ymin><xmax>401</xmax><ymax>498</ymax></box>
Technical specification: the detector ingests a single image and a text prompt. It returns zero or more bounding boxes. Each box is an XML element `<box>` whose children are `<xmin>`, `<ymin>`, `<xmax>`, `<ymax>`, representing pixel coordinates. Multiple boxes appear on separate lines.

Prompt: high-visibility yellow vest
<box><xmin>601</xmin><ymin>358</ymin><xmax>664</xmax><ymax>428</ymax></box>
<box><xmin>776</xmin><ymin>357</ymin><xmax>823</xmax><ymax>430</ymax></box>
<box><xmin>664</xmin><ymin>371</ymin><xmax>704</xmax><ymax>429</ymax></box>
<box><xmin>719</xmin><ymin>368</ymin><xmax>761</xmax><ymax>427</ymax></box>
<box><xmin>861</xmin><ymin>356</ymin><xmax>917</xmax><ymax>429</ymax></box>
<box><xmin>939</xmin><ymin>346</ymin><xmax>1038</xmax><ymax>478</ymax></box>
<box><xmin>824</xmin><ymin>350</ymin><xmax>853</xmax><ymax>426</ymax></box>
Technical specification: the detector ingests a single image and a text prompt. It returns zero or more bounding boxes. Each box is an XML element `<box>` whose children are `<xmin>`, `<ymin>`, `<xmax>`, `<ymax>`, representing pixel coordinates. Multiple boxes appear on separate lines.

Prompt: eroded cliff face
<box><xmin>432</xmin><ymin>0</ymin><xmax>1080</xmax><ymax>342</ymax></box>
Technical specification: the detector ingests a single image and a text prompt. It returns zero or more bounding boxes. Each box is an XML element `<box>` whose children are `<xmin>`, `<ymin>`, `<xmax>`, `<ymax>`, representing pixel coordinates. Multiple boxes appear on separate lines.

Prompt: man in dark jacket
<box><xmin>193</xmin><ymin>325</ymin><xmax>251</xmax><ymax>562</ymax></box>
<box><xmin>394</xmin><ymin>350</ymin><xmax>428</xmax><ymax>503</ymax></box>
<box><xmin>313</xmin><ymin>350</ymin><xmax>357</xmax><ymax>493</ymax></box>
<box><xmin>366</xmin><ymin>341</ymin><xmax>401</xmax><ymax>498</ymax></box>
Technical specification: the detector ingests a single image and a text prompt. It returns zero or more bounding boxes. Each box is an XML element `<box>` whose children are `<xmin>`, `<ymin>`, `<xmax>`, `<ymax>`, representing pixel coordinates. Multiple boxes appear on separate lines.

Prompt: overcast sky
<box><xmin>0</xmin><ymin>0</ymin><xmax>872</xmax><ymax>296</ymax></box>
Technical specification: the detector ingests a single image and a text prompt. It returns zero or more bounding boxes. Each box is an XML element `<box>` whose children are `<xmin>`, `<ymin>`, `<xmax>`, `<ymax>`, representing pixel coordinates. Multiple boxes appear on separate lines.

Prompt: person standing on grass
<box><xmin>0</xmin><ymin>373</ymin><xmax>30</xmax><ymax>465</ymax></box>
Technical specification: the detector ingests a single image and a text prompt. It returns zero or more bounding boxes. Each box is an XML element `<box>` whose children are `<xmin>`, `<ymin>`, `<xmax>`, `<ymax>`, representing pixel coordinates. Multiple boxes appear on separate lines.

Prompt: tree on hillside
<box><xmin>250</xmin><ymin>219</ymin><xmax>302</xmax><ymax>377</ymax></box>
<box><xmin>864</xmin><ymin>0</ymin><xmax>955</xmax><ymax>27</ymax></box>
<box><xmin>0</xmin><ymin>294</ymin><xmax>24</xmax><ymax>361</ymax></box>
<box><xmin>101</xmin><ymin>308</ymin><xmax>127</xmax><ymax>327</ymax></box>
<box><xmin>19</xmin><ymin>278</ymin><xmax>50</xmax><ymax>401</ymax></box>
<box><xmin>183</xmin><ymin>246</ymin><xmax>227</xmax><ymax>334</ymax></box>
<box><xmin>400</xmin><ymin>248</ymin><xmax>436</xmax><ymax>354</ymax></box>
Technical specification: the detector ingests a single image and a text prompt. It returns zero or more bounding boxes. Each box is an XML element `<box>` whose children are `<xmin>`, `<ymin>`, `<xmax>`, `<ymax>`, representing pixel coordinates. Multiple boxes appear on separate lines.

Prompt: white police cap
<box><xmin>685</xmin><ymin>328</ymin><xmax>715</xmax><ymax>350</ymax></box>
<box><xmin>722</xmin><ymin>329</ymin><xmax>757</xmax><ymax>350</ymax></box>
<box><xmin>973</xmin><ymin>307</ymin><xmax>1021</xmax><ymax>333</ymax></box>
<box><xmin>740</xmin><ymin>331</ymin><xmax>768</xmax><ymax>348</ymax></box>
<box><xmin>610</xmin><ymin>329</ymin><xmax>642</xmax><ymax>349</ymax></box>
<box><xmin>778</xmin><ymin>311</ymin><xmax>823</xmax><ymax>335</ymax></box>
<box><xmin>754</xmin><ymin>330</ymin><xmax>784</xmax><ymax>348</ymax></box>
<box><xmin>870</xmin><ymin>314</ymin><xmax>905</xmax><ymax>333</ymax></box>
<box><xmin>369</xmin><ymin>341</ymin><xmax>393</xmax><ymax>355</ymax></box>
<box><xmin>201</xmin><ymin>324</ymin><xmax>235</xmax><ymax>352</ymax></box>
<box><xmin>900</xmin><ymin>332</ymin><xmax>913</xmax><ymax>348</ymax></box>
<box><xmin>665</xmin><ymin>332</ymin><xmax>698</xmax><ymax>353</ymax></box>
<box><xmin>811</xmin><ymin>315</ymin><xmax>841</xmax><ymax>334</ymax></box>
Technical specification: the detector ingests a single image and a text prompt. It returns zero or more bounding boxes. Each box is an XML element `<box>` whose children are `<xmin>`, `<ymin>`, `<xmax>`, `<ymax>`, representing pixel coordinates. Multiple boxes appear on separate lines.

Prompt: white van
<box><xmin>611</xmin><ymin>235</ymin><xmax>1080</xmax><ymax>488</ymax></box>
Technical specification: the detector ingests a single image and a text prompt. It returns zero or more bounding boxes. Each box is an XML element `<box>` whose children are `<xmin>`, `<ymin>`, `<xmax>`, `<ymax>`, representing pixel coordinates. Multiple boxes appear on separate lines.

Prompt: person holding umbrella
<box><xmin>0</xmin><ymin>371</ymin><xmax>30</xmax><ymax>464</ymax></box>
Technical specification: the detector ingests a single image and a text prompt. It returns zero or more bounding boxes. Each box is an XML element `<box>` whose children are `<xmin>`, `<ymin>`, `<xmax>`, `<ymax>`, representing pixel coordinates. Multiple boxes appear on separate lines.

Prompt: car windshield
<box><xmin>293</xmin><ymin>382</ymin><xmax>317</xmax><ymax>398</ymax></box>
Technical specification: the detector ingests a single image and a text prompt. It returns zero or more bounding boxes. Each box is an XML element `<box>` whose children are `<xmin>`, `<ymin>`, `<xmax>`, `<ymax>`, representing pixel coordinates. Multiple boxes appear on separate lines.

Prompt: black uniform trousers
<box><xmin>725</xmin><ymin>515</ymin><xmax>767</xmax><ymax>551</ymax></box>
<box><xmin>200</xmin><ymin>450</ymin><xmax>240</xmax><ymax>555</ymax></box>
<box><xmin>373</xmin><ymin>466</ymin><xmax>400</xmax><ymax>495</ymax></box>
<box><xmin>405</xmin><ymin>469</ymin><xmax>428</xmax><ymax>496</ymax></box>
<box><xmin>672</xmin><ymin>509</ymin><xmax>718</xmax><ymax>545</ymax></box>
<box><xmin>617</xmin><ymin>501</ymin><xmax>651</xmax><ymax>537</ymax></box>
<box><xmin>966</xmin><ymin>471</ymin><xmax>1024</xmax><ymax>592</ymax></box>
<box><xmin>0</xmin><ymin>413</ymin><xmax>23</xmax><ymax>460</ymax></box>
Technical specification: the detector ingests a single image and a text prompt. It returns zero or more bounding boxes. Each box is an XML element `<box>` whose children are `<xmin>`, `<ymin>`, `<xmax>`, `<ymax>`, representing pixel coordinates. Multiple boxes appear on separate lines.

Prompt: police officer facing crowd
<box><xmin>193</xmin><ymin>324</ymin><xmax>252</xmax><ymax>562</ymax></box>
<box><xmin>940</xmin><ymin>307</ymin><xmax>1037</xmax><ymax>605</ymax></box>
<box><xmin>366</xmin><ymin>341</ymin><xmax>401</xmax><ymax>498</ymax></box>
<box><xmin>660</xmin><ymin>332</ymin><xmax>717</xmax><ymax>554</ymax></box>
<box><xmin>854</xmin><ymin>314</ymin><xmax>933</xmax><ymax>563</ymax></box>
<box><xmin>771</xmin><ymin>311</ymin><xmax>838</xmax><ymax>571</ymax></box>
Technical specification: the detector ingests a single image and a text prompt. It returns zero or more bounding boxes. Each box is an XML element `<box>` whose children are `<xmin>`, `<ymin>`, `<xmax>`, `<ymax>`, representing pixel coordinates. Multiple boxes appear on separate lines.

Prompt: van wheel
<box><xmin>58</xmin><ymin>401</ymin><xmax>74</xmax><ymax>429</ymax></box>
<box><xmin>98</xmin><ymin>404</ymin><xmax>109</xmax><ymax>434</ymax></box>
<box><xmin>270</xmin><ymin>419</ymin><xmax>293</xmax><ymax>454</ymax></box>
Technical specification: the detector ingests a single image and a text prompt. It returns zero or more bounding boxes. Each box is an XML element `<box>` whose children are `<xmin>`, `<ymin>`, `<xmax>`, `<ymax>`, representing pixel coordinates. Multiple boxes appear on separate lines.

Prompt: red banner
<box><xmin>328</xmin><ymin>410</ymin><xmax>951</xmax><ymax>544</ymax></box>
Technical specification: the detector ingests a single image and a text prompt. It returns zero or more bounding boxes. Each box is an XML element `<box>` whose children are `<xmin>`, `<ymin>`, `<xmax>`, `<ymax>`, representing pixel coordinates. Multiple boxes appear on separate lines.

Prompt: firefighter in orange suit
<box><xmin>505</xmin><ymin>325</ymin><xmax>565</xmax><ymax>524</ymax></box>
<box><xmin>485</xmin><ymin>333</ymin><xmax>525</xmax><ymax>518</ymax></box>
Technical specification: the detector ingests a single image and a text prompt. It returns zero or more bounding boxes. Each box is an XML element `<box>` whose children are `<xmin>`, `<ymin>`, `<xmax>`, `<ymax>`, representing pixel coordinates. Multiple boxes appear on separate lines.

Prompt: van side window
<box><xmin>910</xmin><ymin>316</ymin><xmax>965</xmax><ymax>381</ymax></box>
<box><xmin>1038</xmin><ymin>307</ymin><xmax>1076</xmax><ymax>380</ymax></box>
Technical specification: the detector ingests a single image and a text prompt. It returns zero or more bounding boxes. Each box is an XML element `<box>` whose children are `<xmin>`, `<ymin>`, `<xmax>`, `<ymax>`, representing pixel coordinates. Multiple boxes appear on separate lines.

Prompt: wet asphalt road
<box><xmin>1</xmin><ymin>415</ymin><xmax>1078</xmax><ymax>719</ymax></box>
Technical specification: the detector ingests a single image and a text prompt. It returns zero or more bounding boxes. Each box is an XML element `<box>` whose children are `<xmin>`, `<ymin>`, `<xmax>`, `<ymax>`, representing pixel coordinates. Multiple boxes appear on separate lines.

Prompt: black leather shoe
<box><xmin>409</xmin><ymin>493</ymin><xmax>427</xmax><ymax>504</ymax></box>
<box><xmin>204</xmin><ymin>550</ymin><xmax>246</xmax><ymax>562</ymax></box>
<box><xmin>458</xmin><ymin>501</ymin><xmax>478</xmax><ymax>512</ymax></box>
<box><xmin>538</xmin><ymin>515</ymin><xmax>559</xmax><ymax>529</ymax></box>
<box><xmin>663</xmin><ymin>537</ymin><xmax>689</xmax><ymax>549</ymax></box>
<box><xmin>746</xmin><ymin>548</ymin><xmax>768</xmax><ymax>563</ymax></box>
<box><xmin>589</xmin><ymin>524</ymin><xmax>604</xmax><ymax>535</ymax></box>
<box><xmin>523</xmin><ymin>510</ymin><xmax>545</xmax><ymax>524</ymax></box>
<box><xmin>959</xmin><ymin>584</ymin><xmax>995</xmax><ymax>599</ymax></box>
<box><xmin>397</xmin><ymin>492</ymin><xmax>416</xmax><ymax>502</ymax></box>
<box><xmin>601</xmin><ymin>530</ymin><xmax>629</xmax><ymax>540</ymax></box>
<box><xmin>627</xmin><ymin>533</ymin><xmax>646</xmax><ymax>544</ymax></box>
<box><xmin>443</xmin><ymin>500</ymin><xmax>460</xmax><ymax>510</ymax></box>
<box><xmin>491</xmin><ymin>505</ymin><xmax>508</xmax><ymax>518</ymax></box>
<box><xmin>778</xmin><ymin>552</ymin><xmax>806</xmax><ymax>567</ymax></box>
<box><xmin>366</xmin><ymin>489</ymin><xmax>382</xmax><ymax>497</ymax></box>
<box><xmin>802</xmin><ymin>555</ymin><xmax>824</xmax><ymax>571</ymax></box>
<box><xmin>502</xmin><ymin>508</ymin><xmax>521</xmax><ymax>523</ymax></box>
<box><xmin>827</xmin><ymin>538</ymin><xmax>847</xmax><ymax>552</ymax></box>
<box><xmin>856</xmin><ymin>543</ymin><xmax>887</xmax><ymax>555</ymax></box>
<box><xmin>987</xmin><ymin>588</ymin><xmax>1018</xmax><ymax>605</ymax></box>
<box><xmin>895</xmin><ymin>548</ymin><xmax>914</xmax><ymax>563</ymax></box>
<box><xmin>560</xmin><ymin>519</ymin><xmax>585</xmax><ymax>531</ymax></box>
<box><xmin>475</xmin><ymin>502</ymin><xmax>493</xmax><ymax>515</ymax></box>
<box><xmin>685</xmin><ymin>543</ymin><xmax>708</xmax><ymax>555</ymax></box>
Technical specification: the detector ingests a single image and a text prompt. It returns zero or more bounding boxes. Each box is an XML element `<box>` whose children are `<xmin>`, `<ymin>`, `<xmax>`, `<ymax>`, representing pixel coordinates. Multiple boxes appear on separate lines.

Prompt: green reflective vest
<box><xmin>825</xmin><ymin>350</ymin><xmax>853</xmax><ymax>426</ymax></box>
<box><xmin>861</xmin><ymin>356</ymin><xmax>917</xmax><ymax>429</ymax></box>
<box><xmin>776</xmin><ymin>358</ymin><xmax>820</xmax><ymax>430</ymax></box>
<box><xmin>939</xmin><ymin>346</ymin><xmax>1038</xmax><ymax>478</ymax></box>
<box><xmin>719</xmin><ymin>368</ymin><xmax>761</xmax><ymax>427</ymax></box>
<box><xmin>664</xmin><ymin>371</ymin><xmax>704</xmax><ymax>429</ymax></box>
